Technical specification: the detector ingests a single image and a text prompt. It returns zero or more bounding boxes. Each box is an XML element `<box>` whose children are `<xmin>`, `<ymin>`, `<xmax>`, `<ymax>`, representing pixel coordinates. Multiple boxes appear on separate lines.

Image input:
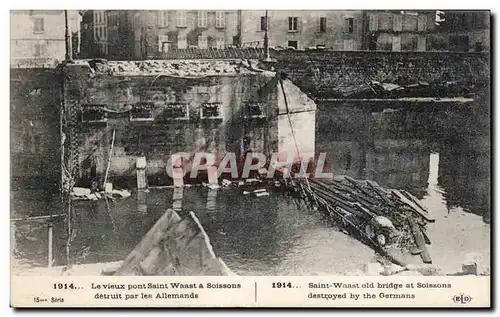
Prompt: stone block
<box><xmin>364</xmin><ymin>262</ymin><xmax>383</xmax><ymax>276</ymax></box>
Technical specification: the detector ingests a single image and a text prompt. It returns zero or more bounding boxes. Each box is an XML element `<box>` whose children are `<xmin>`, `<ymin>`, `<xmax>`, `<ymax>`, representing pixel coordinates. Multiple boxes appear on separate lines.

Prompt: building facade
<box><xmin>240</xmin><ymin>10</ymin><xmax>364</xmax><ymax>50</ymax></box>
<box><xmin>80</xmin><ymin>10</ymin><xmax>241</xmax><ymax>60</ymax></box>
<box><xmin>134</xmin><ymin>10</ymin><xmax>240</xmax><ymax>59</ymax></box>
<box><xmin>430</xmin><ymin>10</ymin><xmax>490</xmax><ymax>52</ymax></box>
<box><xmin>10</xmin><ymin>10</ymin><xmax>80</xmax><ymax>68</ymax></box>
<box><xmin>364</xmin><ymin>10</ymin><xmax>490</xmax><ymax>52</ymax></box>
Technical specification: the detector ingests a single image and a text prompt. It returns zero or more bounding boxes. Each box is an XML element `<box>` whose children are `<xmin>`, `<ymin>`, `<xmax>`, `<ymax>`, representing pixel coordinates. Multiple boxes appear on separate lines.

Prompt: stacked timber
<box><xmin>293</xmin><ymin>176</ymin><xmax>434</xmax><ymax>265</ymax></box>
<box><xmin>113</xmin><ymin>209</ymin><xmax>234</xmax><ymax>276</ymax></box>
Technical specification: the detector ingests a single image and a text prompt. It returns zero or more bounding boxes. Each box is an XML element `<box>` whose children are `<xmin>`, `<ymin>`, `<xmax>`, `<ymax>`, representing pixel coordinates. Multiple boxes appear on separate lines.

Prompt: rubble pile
<box><xmin>101</xmin><ymin>60</ymin><xmax>262</xmax><ymax>77</ymax></box>
<box><xmin>292</xmin><ymin>176</ymin><xmax>435</xmax><ymax>266</ymax></box>
<box><xmin>329</xmin><ymin>80</ymin><xmax>479</xmax><ymax>99</ymax></box>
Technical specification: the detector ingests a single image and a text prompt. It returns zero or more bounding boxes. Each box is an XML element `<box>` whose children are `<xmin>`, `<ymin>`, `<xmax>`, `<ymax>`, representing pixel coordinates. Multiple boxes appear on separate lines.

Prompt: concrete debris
<box><xmin>394</xmin><ymin>270</ymin><xmax>423</xmax><ymax>276</ymax></box>
<box><xmin>207</xmin><ymin>184</ymin><xmax>221</xmax><ymax>190</ymax></box>
<box><xmin>461</xmin><ymin>252</ymin><xmax>484</xmax><ymax>275</ymax></box>
<box><xmin>72</xmin><ymin>187</ymin><xmax>91</xmax><ymax>197</ymax></box>
<box><xmin>85</xmin><ymin>193</ymin><xmax>99</xmax><ymax>201</ymax></box>
<box><xmin>222</xmin><ymin>179</ymin><xmax>232</xmax><ymax>187</ymax></box>
<box><xmin>111</xmin><ymin>189</ymin><xmax>132</xmax><ymax>198</ymax></box>
<box><xmin>245</xmin><ymin>178</ymin><xmax>262</xmax><ymax>184</ymax></box>
<box><xmin>381</xmin><ymin>263</ymin><xmax>406</xmax><ymax>276</ymax></box>
<box><xmin>364</xmin><ymin>262</ymin><xmax>383</xmax><ymax>276</ymax></box>
<box><xmin>255</xmin><ymin>192</ymin><xmax>270</xmax><ymax>198</ymax></box>
<box><xmin>253</xmin><ymin>189</ymin><xmax>267</xmax><ymax>193</ymax></box>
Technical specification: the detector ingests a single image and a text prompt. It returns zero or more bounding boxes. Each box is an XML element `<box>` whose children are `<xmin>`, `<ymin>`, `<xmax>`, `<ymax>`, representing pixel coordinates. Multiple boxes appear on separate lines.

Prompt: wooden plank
<box><xmin>402</xmin><ymin>190</ymin><xmax>429</xmax><ymax>214</ymax></box>
<box><xmin>420</xmin><ymin>225</ymin><xmax>432</xmax><ymax>245</ymax></box>
<box><xmin>344</xmin><ymin>176</ymin><xmax>378</xmax><ymax>200</ymax></box>
<box><xmin>366</xmin><ymin>180</ymin><xmax>395</xmax><ymax>207</ymax></box>
<box><xmin>311</xmin><ymin>179</ymin><xmax>383</xmax><ymax>216</ymax></box>
<box><xmin>311</xmin><ymin>188</ymin><xmax>360</xmax><ymax>217</ymax></box>
<box><xmin>310</xmin><ymin>179</ymin><xmax>357</xmax><ymax>202</ymax></box>
<box><xmin>329</xmin><ymin>181</ymin><xmax>380</xmax><ymax>206</ymax></box>
<box><xmin>392</xmin><ymin>190</ymin><xmax>435</xmax><ymax>222</ymax></box>
<box><xmin>409</xmin><ymin>217</ymin><xmax>432</xmax><ymax>264</ymax></box>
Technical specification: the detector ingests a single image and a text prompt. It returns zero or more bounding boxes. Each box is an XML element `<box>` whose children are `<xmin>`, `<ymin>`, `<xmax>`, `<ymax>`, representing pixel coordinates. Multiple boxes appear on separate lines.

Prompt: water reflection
<box><xmin>317</xmin><ymin>102</ymin><xmax>490</xmax><ymax>221</ymax></box>
<box><xmin>11</xmin><ymin>102</ymin><xmax>490</xmax><ymax>273</ymax></box>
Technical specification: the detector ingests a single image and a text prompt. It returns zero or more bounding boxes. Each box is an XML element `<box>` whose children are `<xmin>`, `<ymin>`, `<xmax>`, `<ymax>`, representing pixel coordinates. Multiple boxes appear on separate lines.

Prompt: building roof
<box><xmin>62</xmin><ymin>59</ymin><xmax>271</xmax><ymax>78</ymax></box>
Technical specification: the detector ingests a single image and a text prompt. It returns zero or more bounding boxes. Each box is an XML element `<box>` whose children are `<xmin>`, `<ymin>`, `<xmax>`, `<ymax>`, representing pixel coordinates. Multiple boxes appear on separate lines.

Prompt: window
<box><xmin>403</xmin><ymin>14</ymin><xmax>418</xmax><ymax>31</ymax></box>
<box><xmin>215</xmin><ymin>11</ymin><xmax>225</xmax><ymax>28</ymax></box>
<box><xmin>369</xmin><ymin>14</ymin><xmax>378</xmax><ymax>31</ymax></box>
<box><xmin>287</xmin><ymin>40</ymin><xmax>298</xmax><ymax>49</ymax></box>
<box><xmin>417</xmin><ymin>14</ymin><xmax>428</xmax><ymax>31</ymax></box>
<box><xmin>103</xmin><ymin>27</ymin><xmax>107</xmax><ymax>39</ymax></box>
<box><xmin>33</xmin><ymin>17</ymin><xmax>44</xmax><ymax>33</ymax></box>
<box><xmin>378</xmin><ymin>13</ymin><xmax>392</xmax><ymax>30</ymax></box>
<box><xmin>158</xmin><ymin>11</ymin><xmax>168</xmax><ymax>27</ymax></box>
<box><xmin>344</xmin><ymin>17</ymin><xmax>354</xmax><ymax>33</ymax></box>
<box><xmin>130</xmin><ymin>103</ymin><xmax>154</xmax><ymax>122</ymax></box>
<box><xmin>198</xmin><ymin>10</ymin><xmax>208</xmax><ymax>28</ymax></box>
<box><xmin>393</xmin><ymin>14</ymin><xmax>403</xmax><ymax>31</ymax></box>
<box><xmin>163</xmin><ymin>104</ymin><xmax>189</xmax><ymax>120</ymax></box>
<box><xmin>288</xmin><ymin>17</ymin><xmax>298</xmax><ymax>31</ymax></box>
<box><xmin>215</xmin><ymin>36</ymin><xmax>225</xmax><ymax>48</ymax></box>
<box><xmin>81</xmin><ymin>105</ymin><xmax>108</xmax><ymax>123</ymax></box>
<box><xmin>34</xmin><ymin>43</ymin><xmax>44</xmax><ymax>57</ymax></box>
<box><xmin>392</xmin><ymin>35</ymin><xmax>401</xmax><ymax>51</ymax></box>
<box><xmin>158</xmin><ymin>35</ymin><xmax>169</xmax><ymax>52</ymax></box>
<box><xmin>319</xmin><ymin>17</ymin><xmax>327</xmax><ymax>32</ymax></box>
<box><xmin>198</xmin><ymin>35</ymin><xmax>207</xmax><ymax>49</ymax></box>
<box><xmin>260</xmin><ymin>16</ymin><xmax>268</xmax><ymax>31</ymax></box>
<box><xmin>201</xmin><ymin>103</ymin><xmax>222</xmax><ymax>119</ymax></box>
<box><xmin>177</xmin><ymin>11</ymin><xmax>187</xmax><ymax>27</ymax></box>
<box><xmin>177</xmin><ymin>36</ymin><xmax>187</xmax><ymax>49</ymax></box>
<box><xmin>246</xmin><ymin>103</ymin><xmax>265</xmax><ymax>118</ymax></box>
<box><xmin>417</xmin><ymin>36</ymin><xmax>427</xmax><ymax>51</ymax></box>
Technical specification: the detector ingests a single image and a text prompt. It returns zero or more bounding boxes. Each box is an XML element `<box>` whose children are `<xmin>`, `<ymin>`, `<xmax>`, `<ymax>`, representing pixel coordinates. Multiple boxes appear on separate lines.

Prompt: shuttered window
<box><xmin>177</xmin><ymin>11</ymin><xmax>187</xmax><ymax>27</ymax></box>
<box><xmin>158</xmin><ymin>11</ymin><xmax>168</xmax><ymax>27</ymax></box>
<box><xmin>215</xmin><ymin>11</ymin><xmax>225</xmax><ymax>28</ymax></box>
<box><xmin>158</xmin><ymin>35</ymin><xmax>169</xmax><ymax>52</ymax></box>
<box><xmin>198</xmin><ymin>10</ymin><xmax>208</xmax><ymax>28</ymax></box>
<box><xmin>417</xmin><ymin>14</ymin><xmax>428</xmax><ymax>31</ymax></box>
<box><xmin>198</xmin><ymin>35</ymin><xmax>207</xmax><ymax>49</ymax></box>
<box><xmin>393</xmin><ymin>14</ymin><xmax>403</xmax><ymax>31</ymax></box>
<box><xmin>369</xmin><ymin>14</ymin><xmax>378</xmax><ymax>31</ymax></box>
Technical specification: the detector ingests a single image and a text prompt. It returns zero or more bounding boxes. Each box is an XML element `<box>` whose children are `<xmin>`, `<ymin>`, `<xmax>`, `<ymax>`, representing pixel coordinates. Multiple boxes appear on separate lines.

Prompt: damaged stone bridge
<box><xmin>59</xmin><ymin>58</ymin><xmax>316</xmax><ymax>189</ymax></box>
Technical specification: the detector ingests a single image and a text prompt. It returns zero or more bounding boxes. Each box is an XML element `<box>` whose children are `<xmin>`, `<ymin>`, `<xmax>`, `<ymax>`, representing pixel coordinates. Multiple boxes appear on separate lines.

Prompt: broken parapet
<box><xmin>114</xmin><ymin>209</ymin><xmax>234</xmax><ymax>276</ymax></box>
<box><xmin>59</xmin><ymin>59</ymin><xmax>271</xmax><ymax>78</ymax></box>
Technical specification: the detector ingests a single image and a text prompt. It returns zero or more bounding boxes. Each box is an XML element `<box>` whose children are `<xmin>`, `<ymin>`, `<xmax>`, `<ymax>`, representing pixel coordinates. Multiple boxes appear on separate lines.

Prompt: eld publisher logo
<box><xmin>452</xmin><ymin>294</ymin><xmax>472</xmax><ymax>304</ymax></box>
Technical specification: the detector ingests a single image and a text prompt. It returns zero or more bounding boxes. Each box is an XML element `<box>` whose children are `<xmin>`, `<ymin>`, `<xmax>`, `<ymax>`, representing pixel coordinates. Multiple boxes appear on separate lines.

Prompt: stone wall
<box><xmin>10</xmin><ymin>69</ymin><xmax>61</xmax><ymax>190</ymax></box>
<box><xmin>63</xmin><ymin>67</ymin><xmax>279</xmax><ymax>187</ymax></box>
<box><xmin>273</xmin><ymin>51</ymin><xmax>490</xmax><ymax>98</ymax></box>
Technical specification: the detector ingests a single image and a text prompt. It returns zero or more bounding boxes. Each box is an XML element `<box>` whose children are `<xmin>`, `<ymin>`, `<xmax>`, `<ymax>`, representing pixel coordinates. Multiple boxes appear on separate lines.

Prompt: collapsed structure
<box><xmin>59</xmin><ymin>59</ymin><xmax>317</xmax><ymax>190</ymax></box>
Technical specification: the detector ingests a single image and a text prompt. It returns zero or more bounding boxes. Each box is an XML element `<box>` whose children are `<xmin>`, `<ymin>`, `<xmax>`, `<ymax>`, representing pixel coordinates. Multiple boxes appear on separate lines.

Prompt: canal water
<box><xmin>11</xmin><ymin>103</ymin><xmax>490</xmax><ymax>275</ymax></box>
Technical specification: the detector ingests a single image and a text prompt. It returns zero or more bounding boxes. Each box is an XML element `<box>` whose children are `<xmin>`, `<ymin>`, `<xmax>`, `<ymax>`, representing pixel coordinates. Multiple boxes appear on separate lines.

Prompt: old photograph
<box><xmin>10</xmin><ymin>9</ymin><xmax>490</xmax><ymax>281</ymax></box>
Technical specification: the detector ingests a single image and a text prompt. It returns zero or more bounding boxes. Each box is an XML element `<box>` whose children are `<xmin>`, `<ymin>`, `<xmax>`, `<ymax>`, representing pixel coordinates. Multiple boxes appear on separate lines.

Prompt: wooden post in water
<box><xmin>206</xmin><ymin>188</ymin><xmax>218</xmax><ymax>213</ymax></box>
<box><xmin>172</xmin><ymin>187</ymin><xmax>183</xmax><ymax>212</ymax></box>
<box><xmin>136</xmin><ymin>155</ymin><xmax>147</xmax><ymax>189</ymax></box>
<box><xmin>137</xmin><ymin>190</ymin><xmax>147</xmax><ymax>213</ymax></box>
<box><xmin>48</xmin><ymin>221</ymin><xmax>53</xmax><ymax>268</ymax></box>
